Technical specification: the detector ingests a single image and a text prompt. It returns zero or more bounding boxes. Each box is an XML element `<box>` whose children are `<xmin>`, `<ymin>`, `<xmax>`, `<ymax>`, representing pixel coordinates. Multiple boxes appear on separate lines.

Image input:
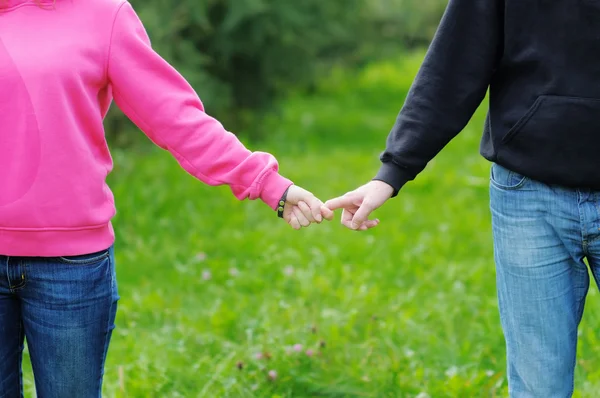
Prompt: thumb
<box><xmin>351</xmin><ymin>202</ymin><xmax>374</xmax><ymax>230</ymax></box>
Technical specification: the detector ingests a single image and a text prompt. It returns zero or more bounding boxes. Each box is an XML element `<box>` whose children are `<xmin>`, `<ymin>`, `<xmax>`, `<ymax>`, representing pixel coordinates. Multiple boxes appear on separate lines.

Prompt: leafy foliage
<box><xmin>106</xmin><ymin>0</ymin><xmax>447</xmax><ymax>143</ymax></box>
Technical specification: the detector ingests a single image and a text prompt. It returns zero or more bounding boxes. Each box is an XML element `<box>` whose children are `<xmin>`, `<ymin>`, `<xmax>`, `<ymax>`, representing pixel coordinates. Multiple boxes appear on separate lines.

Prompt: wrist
<box><xmin>373</xmin><ymin>162</ymin><xmax>412</xmax><ymax>197</ymax></box>
<box><xmin>259</xmin><ymin>171</ymin><xmax>293</xmax><ymax>210</ymax></box>
<box><xmin>277</xmin><ymin>185</ymin><xmax>291</xmax><ymax>218</ymax></box>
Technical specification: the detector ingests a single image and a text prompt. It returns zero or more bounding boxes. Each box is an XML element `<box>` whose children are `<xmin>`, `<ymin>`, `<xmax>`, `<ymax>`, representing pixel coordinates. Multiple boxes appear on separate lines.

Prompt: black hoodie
<box><xmin>375</xmin><ymin>0</ymin><xmax>600</xmax><ymax>193</ymax></box>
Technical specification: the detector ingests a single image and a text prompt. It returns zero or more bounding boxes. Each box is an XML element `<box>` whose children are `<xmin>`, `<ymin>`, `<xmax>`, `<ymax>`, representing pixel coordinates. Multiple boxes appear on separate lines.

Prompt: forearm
<box><xmin>375</xmin><ymin>0</ymin><xmax>502</xmax><ymax>194</ymax></box>
<box><xmin>108</xmin><ymin>1</ymin><xmax>292</xmax><ymax>209</ymax></box>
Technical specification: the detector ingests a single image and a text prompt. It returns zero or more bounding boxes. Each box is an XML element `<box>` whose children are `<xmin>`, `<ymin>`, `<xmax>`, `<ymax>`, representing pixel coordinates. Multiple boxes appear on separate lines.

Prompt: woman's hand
<box><xmin>283</xmin><ymin>185</ymin><xmax>334</xmax><ymax>230</ymax></box>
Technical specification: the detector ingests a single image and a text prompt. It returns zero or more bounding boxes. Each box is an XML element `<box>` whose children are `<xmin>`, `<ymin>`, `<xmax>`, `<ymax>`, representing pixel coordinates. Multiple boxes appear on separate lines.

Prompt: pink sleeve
<box><xmin>106</xmin><ymin>1</ymin><xmax>292</xmax><ymax>210</ymax></box>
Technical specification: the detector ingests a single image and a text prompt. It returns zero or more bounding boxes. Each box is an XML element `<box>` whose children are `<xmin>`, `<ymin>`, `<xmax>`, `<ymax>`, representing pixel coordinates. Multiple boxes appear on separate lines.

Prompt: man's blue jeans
<box><xmin>0</xmin><ymin>246</ymin><xmax>119</xmax><ymax>397</ymax></box>
<box><xmin>491</xmin><ymin>162</ymin><xmax>600</xmax><ymax>397</ymax></box>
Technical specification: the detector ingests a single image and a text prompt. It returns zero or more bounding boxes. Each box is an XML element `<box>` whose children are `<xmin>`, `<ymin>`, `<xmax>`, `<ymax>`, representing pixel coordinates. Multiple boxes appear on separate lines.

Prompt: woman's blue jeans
<box><xmin>0</xmin><ymin>246</ymin><xmax>118</xmax><ymax>397</ymax></box>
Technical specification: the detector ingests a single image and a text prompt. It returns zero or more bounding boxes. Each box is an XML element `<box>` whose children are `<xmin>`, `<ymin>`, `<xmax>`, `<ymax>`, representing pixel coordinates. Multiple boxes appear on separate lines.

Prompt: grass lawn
<box><xmin>22</xmin><ymin>52</ymin><xmax>600</xmax><ymax>397</ymax></box>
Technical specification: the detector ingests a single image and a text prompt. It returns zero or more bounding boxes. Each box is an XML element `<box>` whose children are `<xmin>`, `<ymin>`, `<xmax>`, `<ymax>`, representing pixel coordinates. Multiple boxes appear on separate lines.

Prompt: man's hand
<box><xmin>283</xmin><ymin>185</ymin><xmax>334</xmax><ymax>230</ymax></box>
<box><xmin>324</xmin><ymin>180</ymin><xmax>394</xmax><ymax>231</ymax></box>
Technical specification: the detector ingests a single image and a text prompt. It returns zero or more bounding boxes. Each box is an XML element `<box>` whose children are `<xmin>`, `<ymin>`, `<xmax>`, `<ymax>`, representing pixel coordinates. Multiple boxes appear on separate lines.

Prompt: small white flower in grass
<box><xmin>452</xmin><ymin>281</ymin><xmax>465</xmax><ymax>291</ymax></box>
<box><xmin>404</xmin><ymin>348</ymin><xmax>415</xmax><ymax>358</ymax></box>
<box><xmin>229</xmin><ymin>268</ymin><xmax>239</xmax><ymax>277</ymax></box>
<box><xmin>268</xmin><ymin>370</ymin><xmax>277</xmax><ymax>380</ymax></box>
<box><xmin>445</xmin><ymin>366</ymin><xmax>458</xmax><ymax>378</ymax></box>
<box><xmin>195</xmin><ymin>252</ymin><xmax>207</xmax><ymax>262</ymax></box>
<box><xmin>485</xmin><ymin>370</ymin><xmax>494</xmax><ymax>377</ymax></box>
<box><xmin>415</xmin><ymin>392</ymin><xmax>430</xmax><ymax>398</ymax></box>
<box><xmin>293</xmin><ymin>344</ymin><xmax>303</xmax><ymax>352</ymax></box>
<box><xmin>201</xmin><ymin>270</ymin><xmax>212</xmax><ymax>281</ymax></box>
<box><xmin>283</xmin><ymin>265</ymin><xmax>294</xmax><ymax>276</ymax></box>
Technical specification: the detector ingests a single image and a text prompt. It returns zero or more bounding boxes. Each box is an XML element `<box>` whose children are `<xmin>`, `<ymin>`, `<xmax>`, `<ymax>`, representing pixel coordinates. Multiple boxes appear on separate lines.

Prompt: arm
<box><xmin>107</xmin><ymin>2</ymin><xmax>292</xmax><ymax>211</ymax></box>
<box><xmin>374</xmin><ymin>0</ymin><xmax>502</xmax><ymax>194</ymax></box>
<box><xmin>326</xmin><ymin>0</ymin><xmax>502</xmax><ymax>229</ymax></box>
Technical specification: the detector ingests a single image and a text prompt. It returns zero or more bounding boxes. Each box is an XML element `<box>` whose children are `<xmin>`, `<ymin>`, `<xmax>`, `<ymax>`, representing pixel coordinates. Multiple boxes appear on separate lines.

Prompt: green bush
<box><xmin>106</xmin><ymin>0</ymin><xmax>447</xmax><ymax>145</ymax></box>
<box><xmin>368</xmin><ymin>0</ymin><xmax>448</xmax><ymax>47</ymax></box>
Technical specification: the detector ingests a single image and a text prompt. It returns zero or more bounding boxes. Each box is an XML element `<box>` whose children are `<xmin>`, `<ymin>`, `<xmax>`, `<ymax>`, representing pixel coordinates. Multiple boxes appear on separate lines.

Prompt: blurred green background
<box><xmin>104</xmin><ymin>0</ymin><xmax>447</xmax><ymax>145</ymax></box>
<box><xmin>27</xmin><ymin>0</ymin><xmax>600</xmax><ymax>396</ymax></box>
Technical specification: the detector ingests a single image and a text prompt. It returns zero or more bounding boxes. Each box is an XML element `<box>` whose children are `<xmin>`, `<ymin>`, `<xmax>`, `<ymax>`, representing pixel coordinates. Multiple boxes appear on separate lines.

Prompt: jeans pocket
<box><xmin>58</xmin><ymin>248</ymin><xmax>111</xmax><ymax>265</ymax></box>
<box><xmin>490</xmin><ymin>163</ymin><xmax>528</xmax><ymax>190</ymax></box>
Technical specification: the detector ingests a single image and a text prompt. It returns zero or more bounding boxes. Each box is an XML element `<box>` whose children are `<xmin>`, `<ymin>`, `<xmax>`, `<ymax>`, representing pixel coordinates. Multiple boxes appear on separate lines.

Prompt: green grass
<box><xmin>22</xmin><ymin>52</ymin><xmax>600</xmax><ymax>397</ymax></box>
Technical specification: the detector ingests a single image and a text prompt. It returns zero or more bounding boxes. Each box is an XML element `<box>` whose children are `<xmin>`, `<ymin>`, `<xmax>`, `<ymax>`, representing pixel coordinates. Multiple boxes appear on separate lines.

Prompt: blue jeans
<box><xmin>0</xmin><ymin>246</ymin><xmax>119</xmax><ymax>398</ymax></box>
<box><xmin>490</xmin><ymin>163</ymin><xmax>600</xmax><ymax>397</ymax></box>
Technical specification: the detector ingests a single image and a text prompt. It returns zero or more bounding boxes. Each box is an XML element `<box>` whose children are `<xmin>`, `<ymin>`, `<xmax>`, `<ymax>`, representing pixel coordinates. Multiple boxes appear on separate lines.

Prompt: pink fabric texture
<box><xmin>0</xmin><ymin>0</ymin><xmax>292</xmax><ymax>256</ymax></box>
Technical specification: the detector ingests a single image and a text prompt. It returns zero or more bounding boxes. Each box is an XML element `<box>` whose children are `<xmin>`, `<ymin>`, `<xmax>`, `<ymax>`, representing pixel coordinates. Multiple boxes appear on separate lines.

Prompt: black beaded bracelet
<box><xmin>277</xmin><ymin>186</ymin><xmax>291</xmax><ymax>218</ymax></box>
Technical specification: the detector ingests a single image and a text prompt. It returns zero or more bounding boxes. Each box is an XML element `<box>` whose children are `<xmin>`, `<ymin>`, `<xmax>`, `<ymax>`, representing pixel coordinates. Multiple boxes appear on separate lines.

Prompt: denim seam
<box><xmin>489</xmin><ymin>164</ymin><xmax>528</xmax><ymax>190</ymax></box>
<box><xmin>570</xmin><ymin>272</ymin><xmax>586</xmax><ymax>398</ymax></box>
<box><xmin>57</xmin><ymin>250</ymin><xmax>110</xmax><ymax>265</ymax></box>
<box><xmin>589</xmin><ymin>194</ymin><xmax>600</xmax><ymax>244</ymax></box>
<box><xmin>17</xmin><ymin>315</ymin><xmax>23</xmax><ymax>398</ymax></box>
<box><xmin>587</xmin><ymin>234</ymin><xmax>600</xmax><ymax>245</ymax></box>
<box><xmin>97</xmin><ymin>254</ymin><xmax>116</xmax><ymax>391</ymax></box>
<box><xmin>577</xmin><ymin>192</ymin><xmax>590</xmax><ymax>255</ymax></box>
<box><xmin>489</xmin><ymin>177</ymin><xmax>528</xmax><ymax>191</ymax></box>
<box><xmin>570</xmin><ymin>191</ymin><xmax>587</xmax><ymax>396</ymax></box>
<box><xmin>8</xmin><ymin>260</ymin><xmax>26</xmax><ymax>292</ymax></box>
<box><xmin>4</xmin><ymin>256</ymin><xmax>9</xmax><ymax>291</ymax></box>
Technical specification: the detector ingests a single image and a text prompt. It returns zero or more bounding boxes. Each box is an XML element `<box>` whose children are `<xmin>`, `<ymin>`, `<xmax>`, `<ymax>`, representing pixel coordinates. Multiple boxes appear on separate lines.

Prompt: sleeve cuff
<box><xmin>373</xmin><ymin>162</ymin><xmax>413</xmax><ymax>197</ymax></box>
<box><xmin>259</xmin><ymin>171</ymin><xmax>294</xmax><ymax>210</ymax></box>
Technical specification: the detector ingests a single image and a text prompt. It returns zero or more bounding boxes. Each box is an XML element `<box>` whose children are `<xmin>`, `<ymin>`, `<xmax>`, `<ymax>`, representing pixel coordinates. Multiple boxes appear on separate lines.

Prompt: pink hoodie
<box><xmin>0</xmin><ymin>0</ymin><xmax>293</xmax><ymax>256</ymax></box>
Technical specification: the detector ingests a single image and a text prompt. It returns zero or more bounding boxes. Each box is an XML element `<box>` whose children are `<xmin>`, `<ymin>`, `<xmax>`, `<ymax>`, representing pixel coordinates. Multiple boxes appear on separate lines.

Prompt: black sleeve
<box><xmin>374</xmin><ymin>0</ymin><xmax>502</xmax><ymax>195</ymax></box>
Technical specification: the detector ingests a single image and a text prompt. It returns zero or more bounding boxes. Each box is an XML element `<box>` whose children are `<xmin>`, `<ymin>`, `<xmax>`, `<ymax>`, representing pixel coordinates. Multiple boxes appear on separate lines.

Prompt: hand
<box><xmin>324</xmin><ymin>180</ymin><xmax>394</xmax><ymax>231</ymax></box>
<box><xmin>283</xmin><ymin>185</ymin><xmax>334</xmax><ymax>230</ymax></box>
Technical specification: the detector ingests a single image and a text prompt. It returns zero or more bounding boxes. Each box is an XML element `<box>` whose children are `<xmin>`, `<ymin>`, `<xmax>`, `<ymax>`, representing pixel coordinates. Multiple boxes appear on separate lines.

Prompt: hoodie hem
<box><xmin>0</xmin><ymin>222</ymin><xmax>115</xmax><ymax>257</ymax></box>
